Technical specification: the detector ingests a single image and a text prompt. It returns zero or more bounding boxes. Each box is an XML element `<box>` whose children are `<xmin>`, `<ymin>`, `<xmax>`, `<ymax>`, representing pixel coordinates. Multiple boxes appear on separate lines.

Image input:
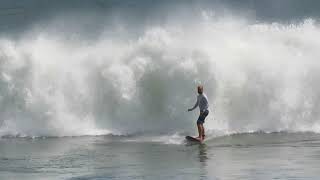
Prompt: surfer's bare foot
<box><xmin>195</xmin><ymin>137</ymin><xmax>204</xmax><ymax>142</ymax></box>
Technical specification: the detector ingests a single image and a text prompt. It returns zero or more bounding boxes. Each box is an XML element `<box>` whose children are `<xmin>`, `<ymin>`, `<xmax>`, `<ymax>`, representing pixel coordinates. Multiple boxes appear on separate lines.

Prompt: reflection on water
<box><xmin>185</xmin><ymin>142</ymin><xmax>209</xmax><ymax>164</ymax></box>
<box><xmin>198</xmin><ymin>144</ymin><xmax>209</xmax><ymax>163</ymax></box>
<box><xmin>197</xmin><ymin>143</ymin><xmax>209</xmax><ymax>179</ymax></box>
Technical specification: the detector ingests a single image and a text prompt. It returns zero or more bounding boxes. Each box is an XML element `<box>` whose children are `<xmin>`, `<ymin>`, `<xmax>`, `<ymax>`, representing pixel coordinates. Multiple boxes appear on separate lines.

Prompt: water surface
<box><xmin>1</xmin><ymin>132</ymin><xmax>319</xmax><ymax>179</ymax></box>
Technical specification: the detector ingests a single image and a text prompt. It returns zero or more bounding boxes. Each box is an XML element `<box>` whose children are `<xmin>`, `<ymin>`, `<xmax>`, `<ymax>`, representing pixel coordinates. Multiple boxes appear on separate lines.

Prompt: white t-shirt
<box><xmin>190</xmin><ymin>93</ymin><xmax>209</xmax><ymax>112</ymax></box>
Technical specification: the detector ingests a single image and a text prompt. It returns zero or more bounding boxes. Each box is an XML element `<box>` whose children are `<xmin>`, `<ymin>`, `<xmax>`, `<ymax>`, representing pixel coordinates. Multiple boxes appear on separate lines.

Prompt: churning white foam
<box><xmin>1</xmin><ymin>14</ymin><xmax>320</xmax><ymax>137</ymax></box>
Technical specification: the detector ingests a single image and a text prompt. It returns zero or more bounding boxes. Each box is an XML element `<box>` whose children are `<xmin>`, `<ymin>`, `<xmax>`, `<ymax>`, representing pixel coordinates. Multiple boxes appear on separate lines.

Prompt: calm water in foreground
<box><xmin>0</xmin><ymin>132</ymin><xmax>320</xmax><ymax>180</ymax></box>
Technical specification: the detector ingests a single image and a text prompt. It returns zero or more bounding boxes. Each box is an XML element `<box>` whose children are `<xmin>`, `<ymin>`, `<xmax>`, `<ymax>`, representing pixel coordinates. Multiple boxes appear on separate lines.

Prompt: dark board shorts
<box><xmin>197</xmin><ymin>109</ymin><xmax>209</xmax><ymax>125</ymax></box>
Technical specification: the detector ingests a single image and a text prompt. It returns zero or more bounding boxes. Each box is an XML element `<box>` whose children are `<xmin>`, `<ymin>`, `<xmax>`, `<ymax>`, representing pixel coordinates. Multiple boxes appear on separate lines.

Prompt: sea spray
<box><xmin>1</xmin><ymin>14</ymin><xmax>320</xmax><ymax>137</ymax></box>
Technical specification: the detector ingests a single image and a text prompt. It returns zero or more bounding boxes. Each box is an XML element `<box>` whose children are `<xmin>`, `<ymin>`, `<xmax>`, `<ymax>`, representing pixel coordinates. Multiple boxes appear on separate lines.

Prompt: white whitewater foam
<box><xmin>1</xmin><ymin>13</ymin><xmax>320</xmax><ymax>137</ymax></box>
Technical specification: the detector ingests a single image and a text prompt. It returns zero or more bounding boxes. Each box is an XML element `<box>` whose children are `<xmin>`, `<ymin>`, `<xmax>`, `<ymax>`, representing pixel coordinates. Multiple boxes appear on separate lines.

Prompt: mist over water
<box><xmin>1</xmin><ymin>6</ymin><xmax>320</xmax><ymax>138</ymax></box>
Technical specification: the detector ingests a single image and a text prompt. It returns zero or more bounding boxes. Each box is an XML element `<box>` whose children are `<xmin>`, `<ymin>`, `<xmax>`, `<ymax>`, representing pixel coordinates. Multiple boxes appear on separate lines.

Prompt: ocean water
<box><xmin>1</xmin><ymin>132</ymin><xmax>320</xmax><ymax>180</ymax></box>
<box><xmin>1</xmin><ymin>0</ymin><xmax>320</xmax><ymax>179</ymax></box>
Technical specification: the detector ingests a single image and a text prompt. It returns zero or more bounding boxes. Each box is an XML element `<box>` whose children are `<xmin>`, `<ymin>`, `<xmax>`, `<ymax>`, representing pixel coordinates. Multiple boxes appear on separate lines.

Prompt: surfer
<box><xmin>188</xmin><ymin>85</ymin><xmax>209</xmax><ymax>142</ymax></box>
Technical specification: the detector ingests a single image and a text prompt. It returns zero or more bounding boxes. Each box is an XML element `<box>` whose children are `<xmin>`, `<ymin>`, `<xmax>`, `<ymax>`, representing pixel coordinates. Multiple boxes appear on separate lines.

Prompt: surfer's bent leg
<box><xmin>202</xmin><ymin>124</ymin><xmax>205</xmax><ymax>139</ymax></box>
<box><xmin>197</xmin><ymin>110</ymin><xmax>209</xmax><ymax>140</ymax></box>
<box><xmin>197</xmin><ymin>124</ymin><xmax>201</xmax><ymax>139</ymax></box>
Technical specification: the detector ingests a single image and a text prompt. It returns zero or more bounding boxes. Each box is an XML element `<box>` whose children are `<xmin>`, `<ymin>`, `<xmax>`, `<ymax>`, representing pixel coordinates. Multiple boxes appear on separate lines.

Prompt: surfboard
<box><xmin>185</xmin><ymin>136</ymin><xmax>202</xmax><ymax>143</ymax></box>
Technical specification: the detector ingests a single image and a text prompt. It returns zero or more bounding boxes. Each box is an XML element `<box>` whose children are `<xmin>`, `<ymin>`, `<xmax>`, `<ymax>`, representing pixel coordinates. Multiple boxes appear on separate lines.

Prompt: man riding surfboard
<box><xmin>188</xmin><ymin>85</ymin><xmax>209</xmax><ymax>142</ymax></box>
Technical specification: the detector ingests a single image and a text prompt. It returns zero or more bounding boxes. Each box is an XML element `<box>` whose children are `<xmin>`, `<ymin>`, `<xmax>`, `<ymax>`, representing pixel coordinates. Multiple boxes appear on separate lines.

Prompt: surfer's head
<box><xmin>197</xmin><ymin>85</ymin><xmax>203</xmax><ymax>94</ymax></box>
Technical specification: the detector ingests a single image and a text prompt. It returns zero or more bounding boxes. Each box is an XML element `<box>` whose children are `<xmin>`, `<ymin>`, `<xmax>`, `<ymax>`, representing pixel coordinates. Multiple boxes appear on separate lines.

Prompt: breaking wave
<box><xmin>1</xmin><ymin>11</ymin><xmax>320</xmax><ymax>138</ymax></box>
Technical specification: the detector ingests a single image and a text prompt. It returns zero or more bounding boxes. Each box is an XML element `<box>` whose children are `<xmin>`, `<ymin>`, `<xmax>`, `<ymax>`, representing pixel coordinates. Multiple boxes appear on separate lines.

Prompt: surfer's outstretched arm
<box><xmin>188</xmin><ymin>99</ymin><xmax>198</xmax><ymax>111</ymax></box>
